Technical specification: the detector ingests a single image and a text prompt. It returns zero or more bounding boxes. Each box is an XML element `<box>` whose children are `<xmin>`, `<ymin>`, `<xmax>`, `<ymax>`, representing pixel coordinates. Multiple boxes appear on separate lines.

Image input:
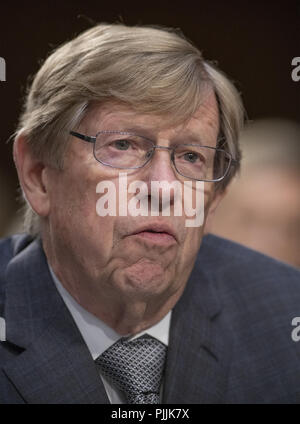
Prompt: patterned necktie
<box><xmin>95</xmin><ymin>334</ymin><xmax>167</xmax><ymax>404</ymax></box>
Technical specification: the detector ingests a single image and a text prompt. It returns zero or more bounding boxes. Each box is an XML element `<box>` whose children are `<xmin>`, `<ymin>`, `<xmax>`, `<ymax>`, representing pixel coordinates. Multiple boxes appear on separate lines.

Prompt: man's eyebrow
<box><xmin>102</xmin><ymin>122</ymin><xmax>214</xmax><ymax>145</ymax></box>
<box><xmin>172</xmin><ymin>130</ymin><xmax>218</xmax><ymax>147</ymax></box>
<box><xmin>115</xmin><ymin>125</ymin><xmax>154</xmax><ymax>138</ymax></box>
<box><xmin>97</xmin><ymin>120</ymin><xmax>153</xmax><ymax>137</ymax></box>
<box><xmin>174</xmin><ymin>134</ymin><xmax>208</xmax><ymax>145</ymax></box>
<box><xmin>122</xmin><ymin>128</ymin><xmax>207</xmax><ymax>145</ymax></box>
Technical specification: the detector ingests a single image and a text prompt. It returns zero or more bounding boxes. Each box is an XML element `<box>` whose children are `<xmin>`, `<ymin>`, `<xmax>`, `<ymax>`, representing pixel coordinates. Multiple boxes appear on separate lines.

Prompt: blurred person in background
<box><xmin>210</xmin><ymin>119</ymin><xmax>300</xmax><ymax>268</ymax></box>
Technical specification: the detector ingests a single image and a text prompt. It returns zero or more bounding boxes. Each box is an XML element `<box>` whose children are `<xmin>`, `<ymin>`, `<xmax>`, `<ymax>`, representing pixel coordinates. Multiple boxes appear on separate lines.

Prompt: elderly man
<box><xmin>0</xmin><ymin>23</ymin><xmax>300</xmax><ymax>404</ymax></box>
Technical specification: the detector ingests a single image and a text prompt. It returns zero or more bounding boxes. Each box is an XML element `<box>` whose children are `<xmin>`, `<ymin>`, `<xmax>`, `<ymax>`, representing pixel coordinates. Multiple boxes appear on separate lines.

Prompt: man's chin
<box><xmin>117</xmin><ymin>238</ymin><xmax>179</xmax><ymax>267</ymax></box>
<box><xmin>112</xmin><ymin>259</ymin><xmax>173</xmax><ymax>297</ymax></box>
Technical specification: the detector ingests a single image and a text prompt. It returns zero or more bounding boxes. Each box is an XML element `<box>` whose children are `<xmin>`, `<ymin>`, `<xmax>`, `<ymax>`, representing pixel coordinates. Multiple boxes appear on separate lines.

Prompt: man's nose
<box><xmin>146</xmin><ymin>146</ymin><xmax>177</xmax><ymax>183</ymax></box>
<box><xmin>141</xmin><ymin>147</ymin><xmax>179</xmax><ymax>213</ymax></box>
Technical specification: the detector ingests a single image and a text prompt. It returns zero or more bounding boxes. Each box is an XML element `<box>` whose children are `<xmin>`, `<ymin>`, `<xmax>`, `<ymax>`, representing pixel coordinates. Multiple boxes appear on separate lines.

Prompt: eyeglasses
<box><xmin>69</xmin><ymin>130</ymin><xmax>237</xmax><ymax>182</ymax></box>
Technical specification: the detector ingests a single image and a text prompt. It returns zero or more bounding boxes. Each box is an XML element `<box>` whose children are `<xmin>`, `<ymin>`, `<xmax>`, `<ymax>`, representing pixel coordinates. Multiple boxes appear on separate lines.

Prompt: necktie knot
<box><xmin>95</xmin><ymin>334</ymin><xmax>167</xmax><ymax>404</ymax></box>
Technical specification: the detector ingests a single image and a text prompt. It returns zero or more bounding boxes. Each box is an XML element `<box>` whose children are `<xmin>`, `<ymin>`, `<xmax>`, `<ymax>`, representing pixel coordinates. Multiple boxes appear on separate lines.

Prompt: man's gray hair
<box><xmin>15</xmin><ymin>23</ymin><xmax>245</xmax><ymax>236</ymax></box>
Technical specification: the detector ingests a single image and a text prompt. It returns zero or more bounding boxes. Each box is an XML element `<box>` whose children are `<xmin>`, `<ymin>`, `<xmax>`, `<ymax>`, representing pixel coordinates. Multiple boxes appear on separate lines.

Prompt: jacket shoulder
<box><xmin>0</xmin><ymin>234</ymin><xmax>34</xmax><ymax>269</ymax></box>
<box><xmin>200</xmin><ymin>233</ymin><xmax>300</xmax><ymax>287</ymax></box>
<box><xmin>0</xmin><ymin>234</ymin><xmax>34</xmax><ymax>305</ymax></box>
<box><xmin>199</xmin><ymin>233</ymin><xmax>300</xmax><ymax>321</ymax></box>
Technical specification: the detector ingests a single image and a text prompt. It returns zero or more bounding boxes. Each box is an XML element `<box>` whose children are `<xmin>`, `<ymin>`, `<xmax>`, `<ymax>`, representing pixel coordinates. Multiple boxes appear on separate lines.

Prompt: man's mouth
<box><xmin>129</xmin><ymin>223</ymin><xmax>178</xmax><ymax>245</ymax></box>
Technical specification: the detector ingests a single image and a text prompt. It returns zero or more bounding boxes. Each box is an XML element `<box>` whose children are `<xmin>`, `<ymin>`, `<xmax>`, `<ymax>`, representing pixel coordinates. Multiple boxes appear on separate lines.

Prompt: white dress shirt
<box><xmin>48</xmin><ymin>264</ymin><xmax>171</xmax><ymax>404</ymax></box>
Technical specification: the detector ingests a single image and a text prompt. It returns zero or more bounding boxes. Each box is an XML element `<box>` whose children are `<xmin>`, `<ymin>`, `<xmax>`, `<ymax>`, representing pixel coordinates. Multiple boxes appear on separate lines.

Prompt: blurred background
<box><xmin>0</xmin><ymin>0</ymin><xmax>299</xmax><ymax>266</ymax></box>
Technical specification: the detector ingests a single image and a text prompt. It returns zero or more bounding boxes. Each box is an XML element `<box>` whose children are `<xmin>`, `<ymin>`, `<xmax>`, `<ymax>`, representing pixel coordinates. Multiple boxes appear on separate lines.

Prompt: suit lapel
<box><xmin>163</xmin><ymin>257</ymin><xmax>232</xmax><ymax>404</ymax></box>
<box><xmin>3</xmin><ymin>238</ymin><xmax>109</xmax><ymax>404</ymax></box>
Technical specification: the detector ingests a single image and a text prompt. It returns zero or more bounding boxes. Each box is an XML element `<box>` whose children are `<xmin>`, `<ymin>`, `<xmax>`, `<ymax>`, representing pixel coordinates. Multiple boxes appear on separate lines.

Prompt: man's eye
<box><xmin>113</xmin><ymin>139</ymin><xmax>131</xmax><ymax>150</ymax></box>
<box><xmin>183</xmin><ymin>152</ymin><xmax>200</xmax><ymax>163</ymax></box>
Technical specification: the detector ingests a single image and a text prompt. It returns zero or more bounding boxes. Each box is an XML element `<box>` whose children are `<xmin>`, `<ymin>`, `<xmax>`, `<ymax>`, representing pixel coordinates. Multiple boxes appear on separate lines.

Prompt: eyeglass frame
<box><xmin>69</xmin><ymin>130</ymin><xmax>237</xmax><ymax>182</ymax></box>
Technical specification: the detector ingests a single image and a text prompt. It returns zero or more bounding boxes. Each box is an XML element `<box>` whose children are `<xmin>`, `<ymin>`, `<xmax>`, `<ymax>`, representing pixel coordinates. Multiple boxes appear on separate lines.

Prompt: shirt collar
<box><xmin>48</xmin><ymin>263</ymin><xmax>171</xmax><ymax>360</ymax></box>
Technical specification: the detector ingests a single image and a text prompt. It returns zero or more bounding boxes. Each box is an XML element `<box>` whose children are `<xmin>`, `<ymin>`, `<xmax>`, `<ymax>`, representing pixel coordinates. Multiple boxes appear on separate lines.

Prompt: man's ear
<box><xmin>13</xmin><ymin>133</ymin><xmax>50</xmax><ymax>217</ymax></box>
<box><xmin>203</xmin><ymin>187</ymin><xmax>227</xmax><ymax>235</ymax></box>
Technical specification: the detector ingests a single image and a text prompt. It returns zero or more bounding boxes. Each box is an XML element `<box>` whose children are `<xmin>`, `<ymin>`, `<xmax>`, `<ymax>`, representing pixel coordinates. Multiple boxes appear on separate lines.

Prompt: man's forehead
<box><xmin>81</xmin><ymin>91</ymin><xmax>219</xmax><ymax>138</ymax></box>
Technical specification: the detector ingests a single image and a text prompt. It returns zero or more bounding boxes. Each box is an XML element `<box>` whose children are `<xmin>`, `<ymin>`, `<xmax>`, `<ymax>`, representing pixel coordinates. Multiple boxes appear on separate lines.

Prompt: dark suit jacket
<box><xmin>1</xmin><ymin>233</ymin><xmax>300</xmax><ymax>404</ymax></box>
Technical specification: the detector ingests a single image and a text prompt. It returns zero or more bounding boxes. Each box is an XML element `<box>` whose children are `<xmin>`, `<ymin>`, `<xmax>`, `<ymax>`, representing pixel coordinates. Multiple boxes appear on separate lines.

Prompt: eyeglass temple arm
<box><xmin>70</xmin><ymin>131</ymin><xmax>96</xmax><ymax>144</ymax></box>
